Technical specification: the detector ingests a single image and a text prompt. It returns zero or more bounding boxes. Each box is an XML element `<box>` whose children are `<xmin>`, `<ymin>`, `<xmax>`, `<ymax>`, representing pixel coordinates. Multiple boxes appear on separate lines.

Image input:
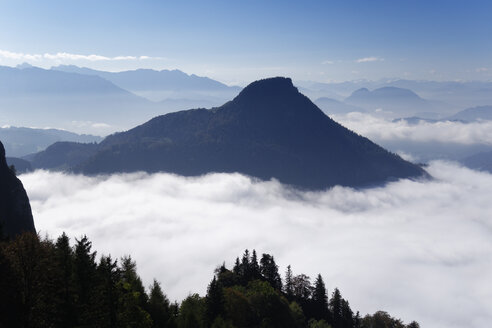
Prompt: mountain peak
<box><xmin>16</xmin><ymin>62</ymin><xmax>34</xmax><ymax>69</ymax></box>
<box><xmin>352</xmin><ymin>87</ymin><xmax>370</xmax><ymax>95</ymax></box>
<box><xmin>235</xmin><ymin>77</ymin><xmax>296</xmax><ymax>100</ymax></box>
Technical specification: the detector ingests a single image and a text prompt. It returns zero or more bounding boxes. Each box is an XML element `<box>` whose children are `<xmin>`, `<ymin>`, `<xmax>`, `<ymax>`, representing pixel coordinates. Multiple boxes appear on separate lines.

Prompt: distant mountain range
<box><xmin>4</xmin><ymin>64</ymin><xmax>492</xmax><ymax>135</ymax></box>
<box><xmin>0</xmin><ymin>126</ymin><xmax>102</xmax><ymax>157</ymax></box>
<box><xmin>297</xmin><ymin>79</ymin><xmax>492</xmax><ymax>110</ymax></box>
<box><xmin>0</xmin><ymin>65</ymin><xmax>241</xmax><ymax>134</ymax></box>
<box><xmin>344</xmin><ymin>86</ymin><xmax>449</xmax><ymax>118</ymax></box>
<box><xmin>462</xmin><ymin>150</ymin><xmax>492</xmax><ymax>173</ymax></box>
<box><xmin>0</xmin><ymin>65</ymin><xmax>158</xmax><ymax>133</ymax></box>
<box><xmin>29</xmin><ymin>77</ymin><xmax>427</xmax><ymax>190</ymax></box>
<box><xmin>446</xmin><ymin>105</ymin><xmax>492</xmax><ymax>122</ymax></box>
<box><xmin>308</xmin><ymin>86</ymin><xmax>461</xmax><ymax>119</ymax></box>
<box><xmin>314</xmin><ymin>97</ymin><xmax>365</xmax><ymax>115</ymax></box>
<box><xmin>393</xmin><ymin>105</ymin><xmax>492</xmax><ymax>125</ymax></box>
<box><xmin>51</xmin><ymin>65</ymin><xmax>241</xmax><ymax>102</ymax></box>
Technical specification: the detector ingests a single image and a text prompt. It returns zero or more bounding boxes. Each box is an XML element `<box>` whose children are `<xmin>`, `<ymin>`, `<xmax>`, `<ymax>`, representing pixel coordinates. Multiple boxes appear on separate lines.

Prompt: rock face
<box><xmin>0</xmin><ymin>141</ymin><xmax>35</xmax><ymax>237</ymax></box>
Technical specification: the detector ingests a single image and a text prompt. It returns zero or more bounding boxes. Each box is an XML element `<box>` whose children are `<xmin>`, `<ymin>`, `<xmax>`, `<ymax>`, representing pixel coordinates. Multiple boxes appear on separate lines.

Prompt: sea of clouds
<box><xmin>333</xmin><ymin>112</ymin><xmax>492</xmax><ymax>145</ymax></box>
<box><xmin>19</xmin><ymin>161</ymin><xmax>492</xmax><ymax>328</ymax></box>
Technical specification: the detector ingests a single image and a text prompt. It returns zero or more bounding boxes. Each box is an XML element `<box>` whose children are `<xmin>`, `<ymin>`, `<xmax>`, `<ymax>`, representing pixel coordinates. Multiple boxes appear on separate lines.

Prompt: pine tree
<box><xmin>250</xmin><ymin>250</ymin><xmax>260</xmax><ymax>280</ymax></box>
<box><xmin>329</xmin><ymin>288</ymin><xmax>342</xmax><ymax>328</ymax></box>
<box><xmin>233</xmin><ymin>257</ymin><xmax>241</xmax><ymax>276</ymax></box>
<box><xmin>148</xmin><ymin>279</ymin><xmax>171</xmax><ymax>328</ymax></box>
<box><xmin>284</xmin><ymin>265</ymin><xmax>294</xmax><ymax>299</ymax></box>
<box><xmin>0</xmin><ymin>234</ymin><xmax>21</xmax><ymax>327</ymax></box>
<box><xmin>118</xmin><ymin>256</ymin><xmax>152</xmax><ymax>327</ymax></box>
<box><xmin>96</xmin><ymin>255</ymin><xmax>120</xmax><ymax>327</ymax></box>
<box><xmin>54</xmin><ymin>232</ymin><xmax>75</xmax><ymax>327</ymax></box>
<box><xmin>407</xmin><ymin>321</ymin><xmax>420</xmax><ymax>328</ymax></box>
<box><xmin>205</xmin><ymin>276</ymin><xmax>224</xmax><ymax>326</ymax></box>
<box><xmin>73</xmin><ymin>235</ymin><xmax>98</xmax><ymax>325</ymax></box>
<box><xmin>259</xmin><ymin>253</ymin><xmax>282</xmax><ymax>290</ymax></box>
<box><xmin>312</xmin><ymin>274</ymin><xmax>329</xmax><ymax>320</ymax></box>
<box><xmin>354</xmin><ymin>311</ymin><xmax>361</xmax><ymax>328</ymax></box>
<box><xmin>241</xmin><ymin>249</ymin><xmax>251</xmax><ymax>283</ymax></box>
<box><xmin>340</xmin><ymin>299</ymin><xmax>353</xmax><ymax>328</ymax></box>
<box><xmin>178</xmin><ymin>294</ymin><xmax>206</xmax><ymax>328</ymax></box>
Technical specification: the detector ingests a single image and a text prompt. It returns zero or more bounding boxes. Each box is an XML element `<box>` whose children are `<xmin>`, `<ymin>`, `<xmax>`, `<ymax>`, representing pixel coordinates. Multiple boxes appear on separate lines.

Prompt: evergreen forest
<box><xmin>0</xmin><ymin>232</ymin><xmax>421</xmax><ymax>328</ymax></box>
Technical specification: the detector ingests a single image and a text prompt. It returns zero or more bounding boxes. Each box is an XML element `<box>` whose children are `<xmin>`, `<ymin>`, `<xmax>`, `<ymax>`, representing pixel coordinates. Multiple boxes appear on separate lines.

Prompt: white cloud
<box><xmin>69</xmin><ymin>121</ymin><xmax>114</xmax><ymax>135</ymax></box>
<box><xmin>0</xmin><ymin>50</ymin><xmax>42</xmax><ymax>61</ymax></box>
<box><xmin>19</xmin><ymin>162</ymin><xmax>492</xmax><ymax>328</ymax></box>
<box><xmin>0</xmin><ymin>49</ymin><xmax>161</xmax><ymax>62</ymax></box>
<box><xmin>332</xmin><ymin>112</ymin><xmax>492</xmax><ymax>145</ymax></box>
<box><xmin>356</xmin><ymin>57</ymin><xmax>384</xmax><ymax>63</ymax></box>
<box><xmin>476</xmin><ymin>67</ymin><xmax>489</xmax><ymax>73</ymax></box>
<box><xmin>91</xmin><ymin>123</ymin><xmax>111</xmax><ymax>129</ymax></box>
<box><xmin>322</xmin><ymin>60</ymin><xmax>334</xmax><ymax>65</ymax></box>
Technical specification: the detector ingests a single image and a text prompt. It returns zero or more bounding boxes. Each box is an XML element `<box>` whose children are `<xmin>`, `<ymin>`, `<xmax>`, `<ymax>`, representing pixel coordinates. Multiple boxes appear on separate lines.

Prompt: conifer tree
<box><xmin>312</xmin><ymin>274</ymin><xmax>329</xmax><ymax>320</ymax></box>
<box><xmin>118</xmin><ymin>256</ymin><xmax>152</xmax><ymax>327</ymax></box>
<box><xmin>340</xmin><ymin>299</ymin><xmax>353</xmax><ymax>328</ymax></box>
<box><xmin>250</xmin><ymin>249</ymin><xmax>261</xmax><ymax>280</ymax></box>
<box><xmin>233</xmin><ymin>257</ymin><xmax>241</xmax><ymax>276</ymax></box>
<box><xmin>148</xmin><ymin>279</ymin><xmax>171</xmax><ymax>328</ymax></box>
<box><xmin>241</xmin><ymin>249</ymin><xmax>251</xmax><ymax>282</ymax></box>
<box><xmin>354</xmin><ymin>311</ymin><xmax>361</xmax><ymax>328</ymax></box>
<box><xmin>284</xmin><ymin>265</ymin><xmax>294</xmax><ymax>299</ymax></box>
<box><xmin>329</xmin><ymin>288</ymin><xmax>342</xmax><ymax>328</ymax></box>
<box><xmin>0</xmin><ymin>234</ymin><xmax>21</xmax><ymax>327</ymax></box>
<box><xmin>73</xmin><ymin>235</ymin><xmax>98</xmax><ymax>325</ymax></box>
<box><xmin>259</xmin><ymin>253</ymin><xmax>282</xmax><ymax>290</ymax></box>
<box><xmin>205</xmin><ymin>276</ymin><xmax>224</xmax><ymax>326</ymax></box>
<box><xmin>54</xmin><ymin>232</ymin><xmax>75</xmax><ymax>327</ymax></box>
<box><xmin>178</xmin><ymin>294</ymin><xmax>206</xmax><ymax>328</ymax></box>
<box><xmin>407</xmin><ymin>321</ymin><xmax>420</xmax><ymax>328</ymax></box>
<box><xmin>96</xmin><ymin>255</ymin><xmax>120</xmax><ymax>327</ymax></box>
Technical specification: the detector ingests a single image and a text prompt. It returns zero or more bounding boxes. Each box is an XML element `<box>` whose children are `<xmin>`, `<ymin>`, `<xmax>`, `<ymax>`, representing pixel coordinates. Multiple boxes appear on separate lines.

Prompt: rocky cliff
<box><xmin>0</xmin><ymin>141</ymin><xmax>35</xmax><ymax>237</ymax></box>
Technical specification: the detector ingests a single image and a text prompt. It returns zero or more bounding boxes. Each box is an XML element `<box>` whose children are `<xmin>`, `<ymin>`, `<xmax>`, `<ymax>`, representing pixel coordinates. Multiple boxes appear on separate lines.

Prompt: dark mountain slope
<box><xmin>6</xmin><ymin>157</ymin><xmax>32</xmax><ymax>174</ymax></box>
<box><xmin>446</xmin><ymin>105</ymin><xmax>492</xmax><ymax>122</ymax></box>
<box><xmin>75</xmin><ymin>77</ymin><xmax>426</xmax><ymax>189</ymax></box>
<box><xmin>462</xmin><ymin>150</ymin><xmax>492</xmax><ymax>173</ymax></box>
<box><xmin>0</xmin><ymin>142</ymin><xmax>35</xmax><ymax>237</ymax></box>
<box><xmin>27</xmin><ymin>142</ymin><xmax>99</xmax><ymax>171</ymax></box>
<box><xmin>0</xmin><ymin>126</ymin><xmax>102</xmax><ymax>157</ymax></box>
<box><xmin>314</xmin><ymin>97</ymin><xmax>365</xmax><ymax>115</ymax></box>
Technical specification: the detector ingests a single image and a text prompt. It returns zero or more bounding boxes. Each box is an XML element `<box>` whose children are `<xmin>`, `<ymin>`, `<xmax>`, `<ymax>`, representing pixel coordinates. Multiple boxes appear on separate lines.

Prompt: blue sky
<box><xmin>0</xmin><ymin>0</ymin><xmax>491</xmax><ymax>84</ymax></box>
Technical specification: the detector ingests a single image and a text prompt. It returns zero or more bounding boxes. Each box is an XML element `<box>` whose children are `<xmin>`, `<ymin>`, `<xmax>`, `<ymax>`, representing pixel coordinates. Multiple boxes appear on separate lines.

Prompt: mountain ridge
<box><xmin>51</xmin><ymin>65</ymin><xmax>241</xmax><ymax>102</ymax></box>
<box><xmin>30</xmin><ymin>77</ymin><xmax>427</xmax><ymax>190</ymax></box>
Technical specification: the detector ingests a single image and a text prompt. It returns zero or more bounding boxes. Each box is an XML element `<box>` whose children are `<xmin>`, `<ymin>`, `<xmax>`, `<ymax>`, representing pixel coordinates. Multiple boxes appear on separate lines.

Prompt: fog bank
<box><xmin>20</xmin><ymin>162</ymin><xmax>492</xmax><ymax>328</ymax></box>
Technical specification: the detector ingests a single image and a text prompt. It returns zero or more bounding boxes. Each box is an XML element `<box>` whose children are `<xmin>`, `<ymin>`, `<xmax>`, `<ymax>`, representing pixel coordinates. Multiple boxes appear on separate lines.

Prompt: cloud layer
<box><xmin>0</xmin><ymin>49</ymin><xmax>159</xmax><ymax>62</ymax></box>
<box><xmin>19</xmin><ymin>162</ymin><xmax>492</xmax><ymax>328</ymax></box>
<box><xmin>333</xmin><ymin>112</ymin><xmax>492</xmax><ymax>145</ymax></box>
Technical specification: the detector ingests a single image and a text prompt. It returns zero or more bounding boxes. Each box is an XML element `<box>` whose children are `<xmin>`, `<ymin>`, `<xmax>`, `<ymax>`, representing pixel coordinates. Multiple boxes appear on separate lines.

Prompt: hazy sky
<box><xmin>1</xmin><ymin>0</ymin><xmax>491</xmax><ymax>84</ymax></box>
<box><xmin>21</xmin><ymin>161</ymin><xmax>492</xmax><ymax>328</ymax></box>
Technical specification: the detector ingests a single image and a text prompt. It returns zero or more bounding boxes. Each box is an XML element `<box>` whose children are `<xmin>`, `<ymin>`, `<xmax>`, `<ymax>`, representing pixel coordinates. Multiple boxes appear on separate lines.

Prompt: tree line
<box><xmin>0</xmin><ymin>232</ymin><xmax>420</xmax><ymax>328</ymax></box>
